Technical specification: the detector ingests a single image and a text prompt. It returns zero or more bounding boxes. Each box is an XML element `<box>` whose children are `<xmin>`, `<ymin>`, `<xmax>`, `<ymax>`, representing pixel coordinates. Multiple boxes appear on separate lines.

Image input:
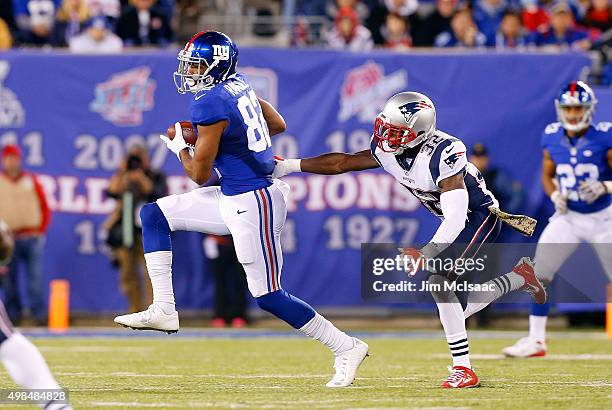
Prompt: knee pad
<box><xmin>140</xmin><ymin>203</ymin><xmax>172</xmax><ymax>253</ymax></box>
<box><xmin>256</xmin><ymin>290</ymin><xmax>315</xmax><ymax>329</ymax></box>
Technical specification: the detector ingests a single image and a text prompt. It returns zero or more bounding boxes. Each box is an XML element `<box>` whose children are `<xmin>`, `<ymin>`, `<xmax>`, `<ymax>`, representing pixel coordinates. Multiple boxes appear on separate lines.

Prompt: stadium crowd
<box><xmin>0</xmin><ymin>0</ymin><xmax>608</xmax><ymax>51</ymax></box>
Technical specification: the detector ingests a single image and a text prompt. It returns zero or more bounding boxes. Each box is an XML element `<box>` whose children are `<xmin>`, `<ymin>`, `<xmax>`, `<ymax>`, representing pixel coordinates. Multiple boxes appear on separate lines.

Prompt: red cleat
<box><xmin>513</xmin><ymin>257</ymin><xmax>547</xmax><ymax>304</ymax></box>
<box><xmin>231</xmin><ymin>317</ymin><xmax>247</xmax><ymax>328</ymax></box>
<box><xmin>211</xmin><ymin>317</ymin><xmax>226</xmax><ymax>328</ymax></box>
<box><xmin>441</xmin><ymin>366</ymin><xmax>480</xmax><ymax>388</ymax></box>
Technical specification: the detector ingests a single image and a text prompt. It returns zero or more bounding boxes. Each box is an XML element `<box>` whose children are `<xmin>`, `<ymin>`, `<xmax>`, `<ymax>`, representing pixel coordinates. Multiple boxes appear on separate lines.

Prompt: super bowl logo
<box><xmin>0</xmin><ymin>61</ymin><xmax>26</xmax><ymax>128</ymax></box>
<box><xmin>338</xmin><ymin>61</ymin><xmax>407</xmax><ymax>123</ymax></box>
<box><xmin>90</xmin><ymin>67</ymin><xmax>156</xmax><ymax>126</ymax></box>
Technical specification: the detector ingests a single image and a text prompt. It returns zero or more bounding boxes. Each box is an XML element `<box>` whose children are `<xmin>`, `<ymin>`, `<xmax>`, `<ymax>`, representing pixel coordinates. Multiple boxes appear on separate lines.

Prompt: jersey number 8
<box><xmin>237</xmin><ymin>90</ymin><xmax>271</xmax><ymax>153</ymax></box>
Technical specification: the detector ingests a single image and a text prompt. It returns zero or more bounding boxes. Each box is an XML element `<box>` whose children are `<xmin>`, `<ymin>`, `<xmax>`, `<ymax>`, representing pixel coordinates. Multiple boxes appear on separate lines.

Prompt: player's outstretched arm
<box><xmin>258</xmin><ymin>98</ymin><xmax>286</xmax><ymax>136</ymax></box>
<box><xmin>274</xmin><ymin>150</ymin><xmax>380</xmax><ymax>178</ymax></box>
<box><xmin>179</xmin><ymin>121</ymin><xmax>227</xmax><ymax>185</ymax></box>
<box><xmin>302</xmin><ymin>150</ymin><xmax>381</xmax><ymax>174</ymax></box>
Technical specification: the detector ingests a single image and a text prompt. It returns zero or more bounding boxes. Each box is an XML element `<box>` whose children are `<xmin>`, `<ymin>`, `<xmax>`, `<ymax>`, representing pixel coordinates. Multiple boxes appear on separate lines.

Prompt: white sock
<box><xmin>299</xmin><ymin>313</ymin><xmax>355</xmax><ymax>354</ymax></box>
<box><xmin>437</xmin><ymin>302</ymin><xmax>471</xmax><ymax>368</ymax></box>
<box><xmin>529</xmin><ymin>315</ymin><xmax>547</xmax><ymax>342</ymax></box>
<box><xmin>144</xmin><ymin>251</ymin><xmax>175</xmax><ymax>314</ymax></box>
<box><xmin>464</xmin><ymin>271</ymin><xmax>525</xmax><ymax>318</ymax></box>
<box><xmin>0</xmin><ymin>333</ymin><xmax>60</xmax><ymax>389</ymax></box>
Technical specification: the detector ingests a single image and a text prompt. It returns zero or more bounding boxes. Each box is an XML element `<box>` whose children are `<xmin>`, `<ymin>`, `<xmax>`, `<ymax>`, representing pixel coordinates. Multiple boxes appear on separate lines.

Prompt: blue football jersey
<box><xmin>541</xmin><ymin>122</ymin><xmax>612</xmax><ymax>213</ymax></box>
<box><xmin>190</xmin><ymin>74</ymin><xmax>274</xmax><ymax>196</ymax></box>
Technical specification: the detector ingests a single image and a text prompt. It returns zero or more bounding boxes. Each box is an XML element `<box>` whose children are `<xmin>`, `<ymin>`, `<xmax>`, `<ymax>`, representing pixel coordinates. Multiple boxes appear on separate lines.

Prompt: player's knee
<box><xmin>140</xmin><ymin>203</ymin><xmax>166</xmax><ymax>228</ymax></box>
<box><xmin>256</xmin><ymin>290</ymin><xmax>315</xmax><ymax>329</ymax></box>
<box><xmin>427</xmin><ymin>274</ymin><xmax>456</xmax><ymax>303</ymax></box>
<box><xmin>140</xmin><ymin>203</ymin><xmax>172</xmax><ymax>253</ymax></box>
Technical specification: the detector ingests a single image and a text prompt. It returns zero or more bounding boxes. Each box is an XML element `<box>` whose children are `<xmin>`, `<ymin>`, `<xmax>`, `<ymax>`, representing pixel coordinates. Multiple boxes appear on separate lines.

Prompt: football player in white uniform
<box><xmin>274</xmin><ymin>91</ymin><xmax>547</xmax><ymax>388</ymax></box>
<box><xmin>502</xmin><ymin>82</ymin><xmax>612</xmax><ymax>358</ymax></box>
<box><xmin>0</xmin><ymin>221</ymin><xmax>72</xmax><ymax>410</ymax></box>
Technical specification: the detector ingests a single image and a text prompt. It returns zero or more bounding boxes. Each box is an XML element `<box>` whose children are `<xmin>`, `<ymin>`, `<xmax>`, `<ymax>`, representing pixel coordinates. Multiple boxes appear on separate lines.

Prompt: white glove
<box><xmin>550</xmin><ymin>190</ymin><xmax>568</xmax><ymax>214</ymax></box>
<box><xmin>578</xmin><ymin>180</ymin><xmax>609</xmax><ymax>204</ymax></box>
<box><xmin>272</xmin><ymin>156</ymin><xmax>301</xmax><ymax>178</ymax></box>
<box><xmin>160</xmin><ymin>122</ymin><xmax>191</xmax><ymax>161</ymax></box>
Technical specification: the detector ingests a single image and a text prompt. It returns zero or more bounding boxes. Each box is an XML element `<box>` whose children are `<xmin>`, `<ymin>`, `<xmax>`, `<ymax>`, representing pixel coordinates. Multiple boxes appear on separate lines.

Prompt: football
<box><xmin>167</xmin><ymin>121</ymin><xmax>198</xmax><ymax>146</ymax></box>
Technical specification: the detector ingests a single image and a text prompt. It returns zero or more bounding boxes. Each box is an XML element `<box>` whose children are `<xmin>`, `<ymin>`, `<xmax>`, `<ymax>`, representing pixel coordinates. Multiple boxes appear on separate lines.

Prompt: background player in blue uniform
<box><xmin>114</xmin><ymin>31</ymin><xmax>369</xmax><ymax>387</ymax></box>
<box><xmin>503</xmin><ymin>81</ymin><xmax>612</xmax><ymax>358</ymax></box>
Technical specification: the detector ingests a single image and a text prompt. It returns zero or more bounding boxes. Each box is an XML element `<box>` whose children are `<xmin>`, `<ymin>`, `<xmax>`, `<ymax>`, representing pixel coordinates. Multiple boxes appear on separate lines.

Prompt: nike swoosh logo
<box><xmin>237</xmin><ymin>210</ymin><xmax>247</xmax><ymax>214</ymax></box>
<box><xmin>444</xmin><ymin>146</ymin><xmax>453</xmax><ymax>154</ymax></box>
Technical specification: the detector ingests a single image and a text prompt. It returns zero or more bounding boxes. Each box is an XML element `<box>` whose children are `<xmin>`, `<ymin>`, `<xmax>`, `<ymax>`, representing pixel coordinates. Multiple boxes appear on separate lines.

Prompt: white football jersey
<box><xmin>370</xmin><ymin>130</ymin><xmax>497</xmax><ymax>217</ymax></box>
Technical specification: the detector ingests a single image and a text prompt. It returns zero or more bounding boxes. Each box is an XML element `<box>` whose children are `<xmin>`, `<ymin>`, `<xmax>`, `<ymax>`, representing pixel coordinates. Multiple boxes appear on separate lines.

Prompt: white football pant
<box><xmin>156</xmin><ymin>179</ymin><xmax>289</xmax><ymax>297</ymax></box>
<box><xmin>535</xmin><ymin>205</ymin><xmax>612</xmax><ymax>283</ymax></box>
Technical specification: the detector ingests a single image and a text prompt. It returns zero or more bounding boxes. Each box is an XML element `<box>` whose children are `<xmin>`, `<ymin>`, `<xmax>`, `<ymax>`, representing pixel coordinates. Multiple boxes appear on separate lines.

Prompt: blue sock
<box><xmin>140</xmin><ymin>203</ymin><xmax>172</xmax><ymax>253</ymax></box>
<box><xmin>531</xmin><ymin>301</ymin><xmax>551</xmax><ymax>316</ymax></box>
<box><xmin>256</xmin><ymin>290</ymin><xmax>316</xmax><ymax>329</ymax></box>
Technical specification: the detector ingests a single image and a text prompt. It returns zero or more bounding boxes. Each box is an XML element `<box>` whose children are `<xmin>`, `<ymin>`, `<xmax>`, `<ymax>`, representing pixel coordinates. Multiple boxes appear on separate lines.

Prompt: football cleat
<box><xmin>114</xmin><ymin>304</ymin><xmax>179</xmax><ymax>334</ymax></box>
<box><xmin>326</xmin><ymin>338</ymin><xmax>369</xmax><ymax>388</ymax></box>
<box><xmin>441</xmin><ymin>366</ymin><xmax>480</xmax><ymax>388</ymax></box>
<box><xmin>502</xmin><ymin>337</ymin><xmax>547</xmax><ymax>358</ymax></box>
<box><xmin>513</xmin><ymin>257</ymin><xmax>547</xmax><ymax>304</ymax></box>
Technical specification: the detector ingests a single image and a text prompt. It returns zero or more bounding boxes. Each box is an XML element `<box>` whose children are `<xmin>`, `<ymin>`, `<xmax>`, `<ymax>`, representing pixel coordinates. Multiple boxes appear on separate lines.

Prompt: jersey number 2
<box><xmin>237</xmin><ymin>90</ymin><xmax>271</xmax><ymax>153</ymax></box>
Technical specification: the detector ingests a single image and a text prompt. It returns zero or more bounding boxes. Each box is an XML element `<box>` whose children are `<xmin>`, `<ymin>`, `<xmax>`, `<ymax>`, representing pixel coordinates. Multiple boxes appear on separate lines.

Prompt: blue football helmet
<box><xmin>174</xmin><ymin>31</ymin><xmax>239</xmax><ymax>94</ymax></box>
<box><xmin>555</xmin><ymin>81</ymin><xmax>597</xmax><ymax>132</ymax></box>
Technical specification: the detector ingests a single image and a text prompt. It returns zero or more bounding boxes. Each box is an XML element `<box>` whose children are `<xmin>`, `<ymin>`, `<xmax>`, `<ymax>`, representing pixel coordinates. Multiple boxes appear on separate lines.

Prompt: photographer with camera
<box><xmin>105</xmin><ymin>145</ymin><xmax>167</xmax><ymax>313</ymax></box>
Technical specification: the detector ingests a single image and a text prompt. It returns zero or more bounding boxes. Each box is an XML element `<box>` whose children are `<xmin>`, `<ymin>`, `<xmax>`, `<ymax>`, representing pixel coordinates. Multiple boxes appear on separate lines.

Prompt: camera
<box><xmin>126</xmin><ymin>154</ymin><xmax>143</xmax><ymax>171</ymax></box>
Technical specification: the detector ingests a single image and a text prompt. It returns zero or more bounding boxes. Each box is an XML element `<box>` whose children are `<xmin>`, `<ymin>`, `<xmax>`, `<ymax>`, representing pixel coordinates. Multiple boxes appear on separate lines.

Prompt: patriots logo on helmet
<box><xmin>399</xmin><ymin>100</ymin><xmax>433</xmax><ymax>125</ymax></box>
<box><xmin>444</xmin><ymin>151</ymin><xmax>465</xmax><ymax>168</ymax></box>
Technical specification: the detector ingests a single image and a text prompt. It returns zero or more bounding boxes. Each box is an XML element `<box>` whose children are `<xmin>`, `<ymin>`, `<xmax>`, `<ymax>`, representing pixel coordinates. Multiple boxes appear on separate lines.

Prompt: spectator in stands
<box><xmin>1</xmin><ymin>0</ymin><xmax>17</xmax><ymax>32</ymax></box>
<box><xmin>582</xmin><ymin>0</ymin><xmax>611</xmax><ymax>32</ymax></box>
<box><xmin>470</xmin><ymin>143</ymin><xmax>523</xmax><ymax>214</ymax></box>
<box><xmin>413</xmin><ymin>0</ymin><xmax>457</xmax><ymax>46</ymax></box>
<box><xmin>325</xmin><ymin>6</ymin><xmax>374</xmax><ymax>50</ymax></box>
<box><xmin>204</xmin><ymin>235</ymin><xmax>249</xmax><ymax>328</ymax></box>
<box><xmin>14</xmin><ymin>0</ymin><xmax>59</xmax><ymax>46</ymax></box>
<box><xmin>326</xmin><ymin>0</ymin><xmax>371</xmax><ymax>23</ymax></box>
<box><xmin>54</xmin><ymin>0</ymin><xmax>91</xmax><ymax>46</ymax></box>
<box><xmin>115</xmin><ymin>0</ymin><xmax>173</xmax><ymax>47</ymax></box>
<box><xmin>496</xmin><ymin>9</ymin><xmax>527</xmax><ymax>48</ymax></box>
<box><xmin>366</xmin><ymin>0</ymin><xmax>418</xmax><ymax>45</ymax></box>
<box><xmin>85</xmin><ymin>0</ymin><xmax>121</xmax><ymax>27</ymax></box>
<box><xmin>105</xmin><ymin>146</ymin><xmax>167</xmax><ymax>313</ymax></box>
<box><xmin>0</xmin><ymin>145</ymin><xmax>51</xmax><ymax>326</ymax></box>
<box><xmin>473</xmin><ymin>0</ymin><xmax>508</xmax><ymax>46</ymax></box>
<box><xmin>435</xmin><ymin>8</ymin><xmax>487</xmax><ymax>48</ymax></box>
<box><xmin>521</xmin><ymin>0</ymin><xmax>549</xmax><ymax>33</ymax></box>
<box><xmin>527</xmin><ymin>2</ymin><xmax>591</xmax><ymax>49</ymax></box>
<box><xmin>0</xmin><ymin>19</ymin><xmax>12</xmax><ymax>48</ymax></box>
<box><xmin>384</xmin><ymin>11</ymin><xmax>412</xmax><ymax>49</ymax></box>
<box><xmin>69</xmin><ymin>15</ymin><xmax>122</xmax><ymax>52</ymax></box>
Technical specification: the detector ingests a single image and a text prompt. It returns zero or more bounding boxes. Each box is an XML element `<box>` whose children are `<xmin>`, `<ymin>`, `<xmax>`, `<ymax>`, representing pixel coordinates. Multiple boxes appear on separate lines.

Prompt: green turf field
<box><xmin>1</xmin><ymin>333</ymin><xmax>610</xmax><ymax>409</ymax></box>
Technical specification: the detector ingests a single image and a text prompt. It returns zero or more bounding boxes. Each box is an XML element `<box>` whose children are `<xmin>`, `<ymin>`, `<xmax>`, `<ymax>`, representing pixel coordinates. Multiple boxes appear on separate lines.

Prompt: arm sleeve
<box><xmin>429</xmin><ymin>140</ymin><xmax>468</xmax><ymax>186</ymax></box>
<box><xmin>430</xmin><ymin>188</ymin><xmax>469</xmax><ymax>245</ymax></box>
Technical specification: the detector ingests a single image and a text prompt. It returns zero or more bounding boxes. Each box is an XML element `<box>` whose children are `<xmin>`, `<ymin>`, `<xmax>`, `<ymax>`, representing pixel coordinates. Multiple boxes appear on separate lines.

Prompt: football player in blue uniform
<box><xmin>113</xmin><ymin>31</ymin><xmax>369</xmax><ymax>387</ymax></box>
<box><xmin>273</xmin><ymin>91</ymin><xmax>546</xmax><ymax>388</ymax></box>
<box><xmin>503</xmin><ymin>81</ymin><xmax>612</xmax><ymax>358</ymax></box>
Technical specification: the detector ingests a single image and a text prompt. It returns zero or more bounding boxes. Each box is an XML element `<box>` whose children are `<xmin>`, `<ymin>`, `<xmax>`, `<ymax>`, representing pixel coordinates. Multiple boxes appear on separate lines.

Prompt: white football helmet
<box><xmin>373</xmin><ymin>92</ymin><xmax>436</xmax><ymax>155</ymax></box>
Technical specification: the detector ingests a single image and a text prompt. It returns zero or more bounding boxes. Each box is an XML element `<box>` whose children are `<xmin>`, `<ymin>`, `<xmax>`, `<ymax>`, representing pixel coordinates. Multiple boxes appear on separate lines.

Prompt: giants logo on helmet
<box><xmin>90</xmin><ymin>67</ymin><xmax>156</xmax><ymax>126</ymax></box>
<box><xmin>212</xmin><ymin>45</ymin><xmax>230</xmax><ymax>60</ymax></box>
